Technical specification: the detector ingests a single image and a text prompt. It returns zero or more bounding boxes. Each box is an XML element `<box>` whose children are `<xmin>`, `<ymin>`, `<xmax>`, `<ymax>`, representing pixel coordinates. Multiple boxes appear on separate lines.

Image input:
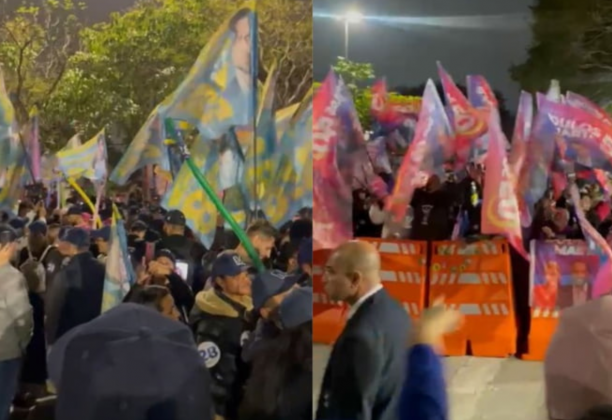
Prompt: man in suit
<box><xmin>316</xmin><ymin>241</ymin><xmax>411</xmax><ymax>420</ymax></box>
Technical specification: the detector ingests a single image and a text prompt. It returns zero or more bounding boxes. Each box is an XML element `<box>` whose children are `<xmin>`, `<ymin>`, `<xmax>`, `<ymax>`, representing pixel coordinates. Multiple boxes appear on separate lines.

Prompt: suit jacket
<box><xmin>316</xmin><ymin>288</ymin><xmax>411</xmax><ymax>420</ymax></box>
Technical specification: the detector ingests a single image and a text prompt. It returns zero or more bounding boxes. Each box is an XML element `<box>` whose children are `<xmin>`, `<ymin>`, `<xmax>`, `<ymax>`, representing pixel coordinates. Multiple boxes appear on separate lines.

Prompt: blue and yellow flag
<box><xmin>101</xmin><ymin>215</ymin><xmax>136</xmax><ymax>313</ymax></box>
<box><xmin>276</xmin><ymin>103</ymin><xmax>300</xmax><ymax>140</ymax></box>
<box><xmin>262</xmin><ymin>88</ymin><xmax>313</xmax><ymax>226</ymax></box>
<box><xmin>242</xmin><ymin>64</ymin><xmax>279</xmax><ymax>206</ymax></box>
<box><xmin>109</xmin><ymin>109</ymin><xmax>168</xmax><ymax>185</ymax></box>
<box><xmin>57</xmin><ymin>130</ymin><xmax>107</xmax><ymax>181</ymax></box>
<box><xmin>159</xmin><ymin>1</ymin><xmax>257</xmax><ymax>140</ymax></box>
<box><xmin>162</xmin><ymin>134</ymin><xmax>247</xmax><ymax>248</ymax></box>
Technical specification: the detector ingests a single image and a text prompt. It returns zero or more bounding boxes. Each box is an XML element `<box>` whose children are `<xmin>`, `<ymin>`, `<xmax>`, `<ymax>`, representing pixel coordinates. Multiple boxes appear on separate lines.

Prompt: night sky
<box><xmin>313</xmin><ymin>0</ymin><xmax>534</xmax><ymax>108</ymax></box>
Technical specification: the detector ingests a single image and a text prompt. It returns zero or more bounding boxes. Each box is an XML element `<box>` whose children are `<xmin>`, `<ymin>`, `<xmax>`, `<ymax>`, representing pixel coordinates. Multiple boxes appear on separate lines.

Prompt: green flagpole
<box><xmin>164</xmin><ymin>118</ymin><xmax>264</xmax><ymax>272</ymax></box>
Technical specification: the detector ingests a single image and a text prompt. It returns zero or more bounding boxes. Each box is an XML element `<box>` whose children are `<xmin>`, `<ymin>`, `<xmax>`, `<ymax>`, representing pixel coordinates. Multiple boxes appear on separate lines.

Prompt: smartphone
<box><xmin>175</xmin><ymin>260</ymin><xmax>189</xmax><ymax>281</ymax></box>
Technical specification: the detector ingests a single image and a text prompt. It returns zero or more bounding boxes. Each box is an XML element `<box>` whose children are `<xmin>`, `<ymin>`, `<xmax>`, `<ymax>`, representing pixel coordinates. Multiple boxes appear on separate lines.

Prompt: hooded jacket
<box><xmin>0</xmin><ymin>263</ymin><xmax>33</xmax><ymax>361</ymax></box>
<box><xmin>190</xmin><ymin>289</ymin><xmax>253</xmax><ymax>420</ymax></box>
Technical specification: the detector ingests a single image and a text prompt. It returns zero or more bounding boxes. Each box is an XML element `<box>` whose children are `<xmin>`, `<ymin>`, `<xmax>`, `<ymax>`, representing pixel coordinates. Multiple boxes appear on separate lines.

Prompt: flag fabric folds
<box><xmin>158</xmin><ymin>1</ymin><xmax>257</xmax><ymax>141</ymax></box>
<box><xmin>57</xmin><ymin>130</ymin><xmax>107</xmax><ymax>182</ymax></box>
<box><xmin>101</xmin><ymin>216</ymin><xmax>136</xmax><ymax>313</ymax></box>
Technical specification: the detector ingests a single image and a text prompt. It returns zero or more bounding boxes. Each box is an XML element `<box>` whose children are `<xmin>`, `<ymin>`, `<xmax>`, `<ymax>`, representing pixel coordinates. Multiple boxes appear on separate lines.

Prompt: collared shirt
<box><xmin>347</xmin><ymin>284</ymin><xmax>384</xmax><ymax>320</ymax></box>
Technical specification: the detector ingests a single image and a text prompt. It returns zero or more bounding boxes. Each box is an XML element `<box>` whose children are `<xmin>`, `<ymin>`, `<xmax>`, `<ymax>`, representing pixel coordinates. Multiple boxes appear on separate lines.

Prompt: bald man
<box><xmin>316</xmin><ymin>241</ymin><xmax>410</xmax><ymax>420</ymax></box>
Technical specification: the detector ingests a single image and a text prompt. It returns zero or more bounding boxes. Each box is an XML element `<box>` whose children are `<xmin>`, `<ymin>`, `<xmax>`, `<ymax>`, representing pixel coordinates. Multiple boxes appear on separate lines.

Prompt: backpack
<box><xmin>19</xmin><ymin>245</ymin><xmax>54</xmax><ymax>294</ymax></box>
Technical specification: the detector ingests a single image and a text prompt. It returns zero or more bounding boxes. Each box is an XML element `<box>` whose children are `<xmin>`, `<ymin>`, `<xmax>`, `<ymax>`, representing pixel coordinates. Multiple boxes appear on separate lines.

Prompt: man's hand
<box><xmin>0</xmin><ymin>243</ymin><xmax>14</xmax><ymax>266</ymax></box>
<box><xmin>412</xmin><ymin>297</ymin><xmax>463</xmax><ymax>351</ymax></box>
<box><xmin>148</xmin><ymin>261</ymin><xmax>173</xmax><ymax>277</ymax></box>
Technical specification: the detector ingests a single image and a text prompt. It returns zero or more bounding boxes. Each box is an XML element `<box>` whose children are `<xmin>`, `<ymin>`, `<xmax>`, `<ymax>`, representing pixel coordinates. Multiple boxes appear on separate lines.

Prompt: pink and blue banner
<box><xmin>531</xmin><ymin>240</ymin><xmax>611</xmax><ymax>311</ymax></box>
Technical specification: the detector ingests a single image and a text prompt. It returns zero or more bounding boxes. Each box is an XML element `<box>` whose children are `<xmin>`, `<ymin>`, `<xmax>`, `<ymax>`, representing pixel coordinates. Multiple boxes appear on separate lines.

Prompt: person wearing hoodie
<box><xmin>45</xmin><ymin>228</ymin><xmax>105</xmax><ymax>346</ymax></box>
<box><xmin>0</xmin><ymin>225</ymin><xmax>33</xmax><ymax>420</ymax></box>
<box><xmin>159</xmin><ymin>210</ymin><xmax>204</xmax><ymax>287</ymax></box>
<box><xmin>242</xmin><ymin>270</ymin><xmax>296</xmax><ymax>363</ymax></box>
<box><xmin>190</xmin><ymin>252</ymin><xmax>253</xmax><ymax>420</ymax></box>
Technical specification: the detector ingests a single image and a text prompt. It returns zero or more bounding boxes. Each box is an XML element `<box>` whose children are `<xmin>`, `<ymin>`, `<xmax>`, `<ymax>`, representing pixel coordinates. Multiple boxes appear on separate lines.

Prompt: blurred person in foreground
<box><xmin>45</xmin><ymin>228</ymin><xmax>106</xmax><ymax>346</ymax></box>
<box><xmin>0</xmin><ymin>225</ymin><xmax>33</xmax><ymax>420</ymax></box>
<box><xmin>399</xmin><ymin>297</ymin><xmax>463</xmax><ymax>420</ymax></box>
<box><xmin>240</xmin><ymin>286</ymin><xmax>313</xmax><ymax>420</ymax></box>
<box><xmin>316</xmin><ymin>240</ymin><xmax>410</xmax><ymax>420</ymax></box>
<box><xmin>48</xmin><ymin>304</ymin><xmax>214</xmax><ymax>420</ymax></box>
<box><xmin>190</xmin><ymin>252</ymin><xmax>253</xmax><ymax>420</ymax></box>
<box><xmin>545</xmin><ymin>296</ymin><xmax>612</xmax><ymax>420</ymax></box>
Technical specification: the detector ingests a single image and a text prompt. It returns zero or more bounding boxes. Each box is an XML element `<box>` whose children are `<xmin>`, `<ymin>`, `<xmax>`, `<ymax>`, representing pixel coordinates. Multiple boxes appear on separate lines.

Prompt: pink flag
<box><xmin>565</xmin><ymin>91</ymin><xmax>612</xmax><ymax>126</ymax></box>
<box><xmin>508</xmin><ymin>91</ymin><xmax>534</xmax><ymax>180</ymax></box>
<box><xmin>29</xmin><ymin>113</ymin><xmax>41</xmax><ymax>182</ymax></box>
<box><xmin>437</xmin><ymin>63</ymin><xmax>486</xmax><ymax>168</ymax></box>
<box><xmin>387</xmin><ymin>79</ymin><xmax>454</xmax><ymax>222</ymax></box>
<box><xmin>312</xmin><ymin>71</ymin><xmax>354</xmax><ymax>251</ymax></box>
<box><xmin>481</xmin><ymin>112</ymin><xmax>528</xmax><ymax>259</ymax></box>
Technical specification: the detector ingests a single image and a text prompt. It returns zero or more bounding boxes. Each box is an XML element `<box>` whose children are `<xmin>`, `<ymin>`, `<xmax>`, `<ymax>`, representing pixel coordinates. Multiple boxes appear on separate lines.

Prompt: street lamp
<box><xmin>337</xmin><ymin>10</ymin><xmax>363</xmax><ymax>60</ymax></box>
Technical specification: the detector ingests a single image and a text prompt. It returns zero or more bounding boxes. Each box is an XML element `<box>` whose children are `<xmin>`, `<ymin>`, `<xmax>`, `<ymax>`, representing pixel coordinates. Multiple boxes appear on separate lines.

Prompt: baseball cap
<box><xmin>0</xmin><ymin>224</ymin><xmax>20</xmax><ymax>243</ymax></box>
<box><xmin>8</xmin><ymin>217</ymin><xmax>27</xmax><ymax>231</ymax></box>
<box><xmin>131</xmin><ymin>220</ymin><xmax>148</xmax><ymax>233</ymax></box>
<box><xmin>211</xmin><ymin>252</ymin><xmax>248</xmax><ymax>278</ymax></box>
<box><xmin>155</xmin><ymin>248</ymin><xmax>176</xmax><ymax>265</ymax></box>
<box><xmin>279</xmin><ymin>286</ymin><xmax>313</xmax><ymax>329</ymax></box>
<box><xmin>91</xmin><ymin>226</ymin><xmax>111</xmax><ymax>242</ymax></box>
<box><xmin>297</xmin><ymin>238</ymin><xmax>312</xmax><ymax>266</ymax></box>
<box><xmin>50</xmin><ymin>304</ymin><xmax>213</xmax><ymax>420</ymax></box>
<box><xmin>66</xmin><ymin>206</ymin><xmax>83</xmax><ymax>216</ymax></box>
<box><xmin>251</xmin><ymin>270</ymin><xmax>293</xmax><ymax>310</ymax></box>
<box><xmin>164</xmin><ymin>210</ymin><xmax>186</xmax><ymax>226</ymax></box>
<box><xmin>60</xmin><ymin>228</ymin><xmax>91</xmax><ymax>248</ymax></box>
<box><xmin>27</xmin><ymin>220</ymin><xmax>48</xmax><ymax>236</ymax></box>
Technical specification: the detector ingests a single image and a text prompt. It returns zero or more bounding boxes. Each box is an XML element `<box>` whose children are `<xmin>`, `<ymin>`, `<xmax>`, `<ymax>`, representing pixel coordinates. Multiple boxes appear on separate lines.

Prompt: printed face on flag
<box><xmin>539</xmin><ymin>95</ymin><xmax>612</xmax><ymax>172</ymax></box>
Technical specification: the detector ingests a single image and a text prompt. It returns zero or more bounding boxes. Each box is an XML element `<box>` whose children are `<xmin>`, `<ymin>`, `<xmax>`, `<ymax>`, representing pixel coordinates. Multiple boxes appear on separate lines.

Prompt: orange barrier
<box><xmin>428</xmin><ymin>239</ymin><xmax>516</xmax><ymax>357</ymax></box>
<box><xmin>522</xmin><ymin>308</ymin><xmax>558</xmax><ymax>361</ymax></box>
<box><xmin>313</xmin><ymin>238</ymin><xmax>427</xmax><ymax>345</ymax></box>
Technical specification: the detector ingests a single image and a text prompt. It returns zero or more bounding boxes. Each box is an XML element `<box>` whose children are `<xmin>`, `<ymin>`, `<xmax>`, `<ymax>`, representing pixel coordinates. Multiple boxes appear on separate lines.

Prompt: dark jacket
<box><xmin>399</xmin><ymin>344</ymin><xmax>448</xmax><ymax>420</ymax></box>
<box><xmin>315</xmin><ymin>288</ymin><xmax>410</xmax><ymax>420</ymax></box>
<box><xmin>45</xmin><ymin>252</ymin><xmax>105</xmax><ymax>346</ymax></box>
<box><xmin>160</xmin><ymin>234</ymin><xmax>203</xmax><ymax>287</ymax></box>
<box><xmin>190</xmin><ymin>289</ymin><xmax>253</xmax><ymax>420</ymax></box>
<box><xmin>20</xmin><ymin>291</ymin><xmax>47</xmax><ymax>384</ymax></box>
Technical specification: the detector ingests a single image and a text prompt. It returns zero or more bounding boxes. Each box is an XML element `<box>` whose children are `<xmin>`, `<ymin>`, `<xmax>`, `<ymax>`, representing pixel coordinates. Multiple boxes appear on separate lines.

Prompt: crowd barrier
<box><xmin>429</xmin><ymin>239</ymin><xmax>515</xmax><ymax>357</ymax></box>
<box><xmin>312</xmin><ymin>238</ymin><xmax>519</xmax><ymax>359</ymax></box>
<box><xmin>313</xmin><ymin>238</ymin><xmax>427</xmax><ymax>345</ymax></box>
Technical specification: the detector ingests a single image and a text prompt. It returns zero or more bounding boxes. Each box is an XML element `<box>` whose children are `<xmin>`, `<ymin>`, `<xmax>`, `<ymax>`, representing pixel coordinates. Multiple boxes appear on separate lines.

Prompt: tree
<box><xmin>315</xmin><ymin>57</ymin><xmax>421</xmax><ymax>132</ymax></box>
<box><xmin>0</xmin><ymin>0</ymin><xmax>83</xmax><ymax>127</ymax></box>
<box><xmin>511</xmin><ymin>0</ymin><xmax>612</xmax><ymax>104</ymax></box>
<box><xmin>43</xmin><ymin>0</ymin><xmax>312</xmax><ymax>151</ymax></box>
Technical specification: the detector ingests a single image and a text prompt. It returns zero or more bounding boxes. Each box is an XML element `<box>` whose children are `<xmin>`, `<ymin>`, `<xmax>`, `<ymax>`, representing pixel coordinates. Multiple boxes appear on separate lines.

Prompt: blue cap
<box><xmin>91</xmin><ymin>226</ymin><xmax>111</xmax><ymax>242</ymax></box>
<box><xmin>279</xmin><ymin>287</ymin><xmax>313</xmax><ymax>329</ymax></box>
<box><xmin>251</xmin><ymin>270</ymin><xmax>292</xmax><ymax>310</ymax></box>
<box><xmin>66</xmin><ymin>206</ymin><xmax>83</xmax><ymax>216</ymax></box>
<box><xmin>60</xmin><ymin>228</ymin><xmax>91</xmax><ymax>248</ymax></box>
<box><xmin>8</xmin><ymin>217</ymin><xmax>27</xmax><ymax>231</ymax></box>
<box><xmin>212</xmin><ymin>252</ymin><xmax>248</xmax><ymax>278</ymax></box>
<box><xmin>28</xmin><ymin>220</ymin><xmax>48</xmax><ymax>236</ymax></box>
<box><xmin>297</xmin><ymin>238</ymin><xmax>312</xmax><ymax>266</ymax></box>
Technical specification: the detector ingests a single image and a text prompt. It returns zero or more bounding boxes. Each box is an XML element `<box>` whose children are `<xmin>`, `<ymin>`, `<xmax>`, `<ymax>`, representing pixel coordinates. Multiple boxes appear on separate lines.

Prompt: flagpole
<box><xmin>165</xmin><ymin>118</ymin><xmax>264</xmax><ymax>272</ymax></box>
<box><xmin>250</xmin><ymin>4</ymin><xmax>259</xmax><ymax>218</ymax></box>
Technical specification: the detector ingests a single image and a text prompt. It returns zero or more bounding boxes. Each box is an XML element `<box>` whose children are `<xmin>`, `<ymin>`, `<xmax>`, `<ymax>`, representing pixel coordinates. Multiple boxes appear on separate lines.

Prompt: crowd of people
<box><xmin>0</xmin><ymin>187</ymin><xmax>313</xmax><ymax>420</ymax></box>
